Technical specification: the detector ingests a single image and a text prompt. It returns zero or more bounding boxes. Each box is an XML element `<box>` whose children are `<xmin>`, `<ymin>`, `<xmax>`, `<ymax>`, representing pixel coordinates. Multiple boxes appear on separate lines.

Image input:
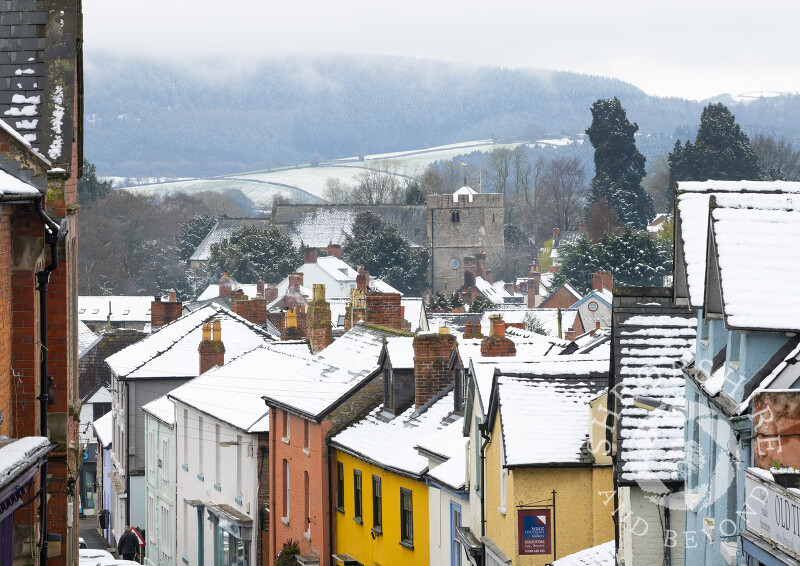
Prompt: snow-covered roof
<box><xmin>416</xmin><ymin>419</ymin><xmax>467</xmax><ymax>490</ymax></box>
<box><xmin>571</xmin><ymin>290</ymin><xmax>613</xmax><ymax>310</ymax></box>
<box><xmin>612</xmin><ymin>290</ymin><xmax>696</xmax><ymax>485</ymax></box>
<box><xmin>401</xmin><ymin>298</ymin><xmax>426</xmax><ymax>332</ymax></box>
<box><xmin>0</xmin><ymin>436</ymin><xmax>52</xmax><ymax>490</ymax></box>
<box><xmin>0</xmin><ymin>168</ymin><xmax>43</xmax><ymax>197</ymax></box>
<box><xmin>551</xmin><ymin>540</ymin><xmax>614</xmax><ymax>566</ymax></box>
<box><xmin>386</xmin><ymin>336</ymin><xmax>414</xmax><ymax>370</ymax></box>
<box><xmin>480</xmin><ymin>308</ymin><xmax>580</xmax><ymax>339</ymax></box>
<box><xmin>189</xmin><ymin>218</ymin><xmax>272</xmax><ymax>263</ymax></box>
<box><xmin>492</xmin><ymin>373</ymin><xmax>606</xmax><ymax>466</ymax></box>
<box><xmin>78</xmin><ymin>321</ymin><xmax>101</xmax><ymax>358</ymax></box>
<box><xmin>709</xmin><ymin>195</ymin><xmax>800</xmax><ymax>331</ymax></box>
<box><xmin>78</xmin><ymin>295</ymin><xmax>154</xmax><ymax>322</ymax></box>
<box><xmin>261</xmin><ymin>324</ymin><xmax>394</xmax><ymax>419</ymax></box>
<box><xmin>196</xmin><ymin>283</ymin><xmax>261</xmax><ymax>302</ymax></box>
<box><xmin>105</xmin><ymin>305</ymin><xmax>274</xmax><ymax>380</ymax></box>
<box><xmin>675</xmin><ymin>181</ymin><xmax>800</xmax><ymax>307</ymax></box>
<box><xmin>474</xmin><ymin>276</ymin><xmax>512</xmax><ymax>305</ymax></box>
<box><xmin>371</xmin><ymin>278</ymin><xmax>402</xmax><ymax>295</ymax></box>
<box><xmin>93</xmin><ymin>411</ymin><xmax>113</xmax><ymax>448</ymax></box>
<box><xmin>142</xmin><ymin>395</ymin><xmax>175</xmax><ymax>426</ymax></box>
<box><xmin>453</xmin><ymin>186</ymin><xmax>477</xmax><ymax>203</ymax></box>
<box><xmin>315</xmin><ymin>256</ymin><xmax>358</xmax><ymax>282</ymax></box>
<box><xmin>332</xmin><ymin>391</ymin><xmax>459</xmax><ymax>478</ymax></box>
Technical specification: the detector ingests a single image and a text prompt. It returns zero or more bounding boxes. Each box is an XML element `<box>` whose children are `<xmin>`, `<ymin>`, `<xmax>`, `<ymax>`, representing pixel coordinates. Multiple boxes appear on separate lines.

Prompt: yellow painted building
<box><xmin>483</xmin><ymin>375</ymin><xmax>615</xmax><ymax>565</ymax></box>
<box><xmin>333</xmin><ymin>450</ymin><xmax>430</xmax><ymax>566</ymax></box>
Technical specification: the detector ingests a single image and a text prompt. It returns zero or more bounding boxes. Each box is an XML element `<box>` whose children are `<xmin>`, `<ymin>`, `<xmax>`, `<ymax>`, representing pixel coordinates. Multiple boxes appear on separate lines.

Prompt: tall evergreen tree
<box><xmin>585</xmin><ymin>98</ymin><xmax>654</xmax><ymax>229</ymax></box>
<box><xmin>77</xmin><ymin>159</ymin><xmax>113</xmax><ymax>206</ymax></box>
<box><xmin>668</xmin><ymin>103</ymin><xmax>763</xmax><ymax>185</ymax></box>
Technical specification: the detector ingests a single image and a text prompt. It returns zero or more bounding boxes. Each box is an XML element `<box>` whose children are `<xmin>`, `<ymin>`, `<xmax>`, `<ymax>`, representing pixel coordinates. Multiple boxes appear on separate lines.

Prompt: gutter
<box><xmin>33</xmin><ymin>196</ymin><xmax>67</xmax><ymax>566</ymax></box>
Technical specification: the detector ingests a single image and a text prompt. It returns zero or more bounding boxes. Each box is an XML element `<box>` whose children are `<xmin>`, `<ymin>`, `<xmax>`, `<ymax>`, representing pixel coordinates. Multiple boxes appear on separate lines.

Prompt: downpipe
<box><xmin>34</xmin><ymin>197</ymin><xmax>67</xmax><ymax>566</ymax></box>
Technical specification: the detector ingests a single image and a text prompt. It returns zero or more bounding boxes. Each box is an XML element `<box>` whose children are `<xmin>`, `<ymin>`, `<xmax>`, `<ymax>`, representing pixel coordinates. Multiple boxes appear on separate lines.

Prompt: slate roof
<box><xmin>708</xmin><ymin>193</ymin><xmax>800</xmax><ymax>331</ymax></box>
<box><xmin>674</xmin><ymin>180</ymin><xmax>800</xmax><ymax>307</ymax></box>
<box><xmin>93</xmin><ymin>411</ymin><xmax>113</xmax><ymax>448</ymax></box>
<box><xmin>489</xmin><ymin>370</ymin><xmax>607</xmax><ymax>467</ymax></box>
<box><xmin>105</xmin><ymin>305</ymin><xmax>275</xmax><ymax>380</ymax></box>
<box><xmin>0</xmin><ymin>437</ymin><xmax>53</xmax><ymax>492</ymax></box>
<box><xmin>78</xmin><ymin>295</ymin><xmax>154</xmax><ymax>323</ymax></box>
<box><xmin>331</xmin><ymin>391</ymin><xmax>460</xmax><ymax>479</ymax></box>
<box><xmin>78</xmin><ymin>321</ymin><xmax>101</xmax><ymax>358</ymax></box>
<box><xmin>610</xmin><ymin>287</ymin><xmax>697</xmax><ymax>486</ymax></box>
<box><xmin>551</xmin><ymin>540</ymin><xmax>614</xmax><ymax>566</ymax></box>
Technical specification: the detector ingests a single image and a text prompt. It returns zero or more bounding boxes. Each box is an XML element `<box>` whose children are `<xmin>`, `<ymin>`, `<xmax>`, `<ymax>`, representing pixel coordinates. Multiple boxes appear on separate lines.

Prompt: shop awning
<box><xmin>206</xmin><ymin>503</ymin><xmax>253</xmax><ymax>541</ymax></box>
<box><xmin>742</xmin><ymin>531</ymin><xmax>800</xmax><ymax>566</ymax></box>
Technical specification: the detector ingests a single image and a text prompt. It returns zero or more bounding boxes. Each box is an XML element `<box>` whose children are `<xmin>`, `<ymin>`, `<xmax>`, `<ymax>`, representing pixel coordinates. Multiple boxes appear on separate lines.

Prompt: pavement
<box><xmin>79</xmin><ymin>517</ymin><xmax>117</xmax><ymax>555</ymax></box>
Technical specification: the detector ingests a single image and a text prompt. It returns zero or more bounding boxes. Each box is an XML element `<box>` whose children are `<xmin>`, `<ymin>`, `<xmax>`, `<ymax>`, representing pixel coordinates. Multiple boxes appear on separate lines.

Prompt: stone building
<box><xmin>427</xmin><ymin>187</ymin><xmax>505</xmax><ymax>293</ymax></box>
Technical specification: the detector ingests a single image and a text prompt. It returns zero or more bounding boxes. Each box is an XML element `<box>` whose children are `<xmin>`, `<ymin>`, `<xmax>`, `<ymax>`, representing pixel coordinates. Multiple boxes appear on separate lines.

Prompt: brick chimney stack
<box><xmin>553</xmin><ymin>227</ymin><xmax>560</xmax><ymax>241</ymax></box>
<box><xmin>356</xmin><ymin>265</ymin><xmax>370</xmax><ymax>291</ymax></box>
<box><xmin>304</xmin><ymin>246</ymin><xmax>318</xmax><ymax>264</ymax></box>
<box><xmin>413</xmin><ymin>328</ymin><xmax>457</xmax><ymax>408</ymax></box>
<box><xmin>306</xmin><ymin>284</ymin><xmax>332</xmax><ymax>353</ymax></box>
<box><xmin>365</xmin><ymin>292</ymin><xmax>403</xmax><ymax>331</ymax></box>
<box><xmin>257</xmin><ymin>279</ymin><xmax>265</xmax><ymax>298</ymax></box>
<box><xmin>198</xmin><ymin>318</ymin><xmax>225</xmax><ymax>374</ymax></box>
<box><xmin>151</xmin><ymin>293</ymin><xmax>183</xmax><ymax>331</ymax></box>
<box><xmin>480</xmin><ymin>315</ymin><xmax>516</xmax><ymax>357</ymax></box>
<box><xmin>592</xmin><ymin>270</ymin><xmax>613</xmax><ymax>292</ymax></box>
<box><xmin>285</xmin><ymin>272</ymin><xmax>306</xmax><ymax>311</ymax></box>
<box><xmin>263</xmin><ymin>284</ymin><xmax>279</xmax><ymax>303</ymax></box>
<box><xmin>281</xmin><ymin>307</ymin><xmax>305</xmax><ymax>340</ymax></box>
<box><xmin>327</xmin><ymin>242</ymin><xmax>342</xmax><ymax>259</ymax></box>
<box><xmin>231</xmin><ymin>292</ymin><xmax>267</xmax><ymax>325</ymax></box>
<box><xmin>475</xmin><ymin>250</ymin><xmax>487</xmax><ymax>279</ymax></box>
<box><xmin>463</xmin><ymin>256</ymin><xmax>476</xmax><ymax>288</ymax></box>
<box><xmin>218</xmin><ymin>272</ymin><xmax>233</xmax><ymax>298</ymax></box>
<box><xmin>527</xmin><ymin>268</ymin><xmax>541</xmax><ymax>308</ymax></box>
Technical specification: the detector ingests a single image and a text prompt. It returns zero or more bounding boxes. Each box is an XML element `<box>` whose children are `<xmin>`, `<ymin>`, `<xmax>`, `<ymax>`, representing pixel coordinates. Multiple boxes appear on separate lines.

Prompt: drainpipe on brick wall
<box><xmin>34</xmin><ymin>196</ymin><xmax>67</xmax><ymax>566</ymax></box>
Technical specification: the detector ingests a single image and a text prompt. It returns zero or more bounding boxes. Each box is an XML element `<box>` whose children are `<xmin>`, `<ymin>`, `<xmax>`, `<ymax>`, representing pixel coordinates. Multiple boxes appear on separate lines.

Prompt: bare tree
<box><xmin>350</xmin><ymin>161</ymin><xmax>404</xmax><ymax>204</ymax></box>
<box><xmin>323</xmin><ymin>177</ymin><xmax>351</xmax><ymax>203</ymax></box>
<box><xmin>585</xmin><ymin>197</ymin><xmax>623</xmax><ymax>242</ymax></box>
<box><xmin>420</xmin><ymin>166</ymin><xmax>444</xmax><ymax>195</ymax></box>
<box><xmin>537</xmin><ymin>156</ymin><xmax>587</xmax><ymax>234</ymax></box>
<box><xmin>642</xmin><ymin>154</ymin><xmax>672</xmax><ymax>212</ymax></box>
<box><xmin>487</xmin><ymin>146</ymin><xmax>513</xmax><ymax>195</ymax></box>
<box><xmin>751</xmin><ymin>134</ymin><xmax>800</xmax><ymax>181</ymax></box>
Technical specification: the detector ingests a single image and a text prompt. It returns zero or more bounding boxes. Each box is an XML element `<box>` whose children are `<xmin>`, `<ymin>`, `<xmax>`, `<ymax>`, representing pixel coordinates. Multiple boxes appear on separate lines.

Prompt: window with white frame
<box><xmin>183</xmin><ymin>409</ymin><xmax>189</xmax><ymax>468</ymax></box>
<box><xmin>282</xmin><ymin>459</ymin><xmax>290</xmax><ymax>521</ymax></box>
<box><xmin>499</xmin><ymin>434</ymin><xmax>507</xmax><ymax>512</ymax></box>
<box><xmin>236</xmin><ymin>435</ymin><xmax>242</xmax><ymax>496</ymax></box>
<box><xmin>282</xmin><ymin>411</ymin><xmax>290</xmax><ymax>443</ymax></box>
<box><xmin>161</xmin><ymin>438</ymin><xmax>169</xmax><ymax>481</ymax></box>
<box><xmin>148</xmin><ymin>495</ymin><xmax>155</xmax><ymax>544</ymax></box>
<box><xmin>161</xmin><ymin>504</ymin><xmax>171</xmax><ymax>555</ymax></box>
<box><xmin>198</xmin><ymin>416</ymin><xmax>204</xmax><ymax>475</ymax></box>
<box><xmin>215</xmin><ymin>424</ymin><xmax>221</xmax><ymax>485</ymax></box>
<box><xmin>148</xmin><ymin>430</ymin><xmax>155</xmax><ymax>472</ymax></box>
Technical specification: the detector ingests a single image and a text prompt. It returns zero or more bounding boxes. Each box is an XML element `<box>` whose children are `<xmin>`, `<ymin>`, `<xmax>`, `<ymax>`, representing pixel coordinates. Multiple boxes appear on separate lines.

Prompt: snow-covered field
<box><xmin>119</xmin><ymin>137</ymin><xmax>582</xmax><ymax>207</ymax></box>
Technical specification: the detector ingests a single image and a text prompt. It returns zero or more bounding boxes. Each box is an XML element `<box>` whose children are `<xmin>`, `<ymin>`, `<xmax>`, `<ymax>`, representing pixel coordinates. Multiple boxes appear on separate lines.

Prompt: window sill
<box><xmin>353</xmin><ymin>517</ymin><xmax>363</xmax><ymax>525</ymax></box>
<box><xmin>399</xmin><ymin>540</ymin><xmax>414</xmax><ymax>550</ymax></box>
<box><xmin>281</xmin><ymin>437</ymin><xmax>290</xmax><ymax>445</ymax></box>
<box><xmin>336</xmin><ymin>506</ymin><xmax>344</xmax><ymax>514</ymax></box>
<box><xmin>182</xmin><ymin>557</ymin><xmax>189</xmax><ymax>565</ymax></box>
<box><xmin>303</xmin><ymin>448</ymin><xmax>310</xmax><ymax>457</ymax></box>
<box><xmin>303</xmin><ymin>530</ymin><xmax>311</xmax><ymax>542</ymax></box>
<box><xmin>196</xmin><ymin>473</ymin><xmax>205</xmax><ymax>482</ymax></box>
<box><xmin>498</xmin><ymin>506</ymin><xmax>506</xmax><ymax>515</ymax></box>
<box><xmin>729</xmin><ymin>361</ymin><xmax>739</xmax><ymax>370</ymax></box>
<box><xmin>234</xmin><ymin>496</ymin><xmax>242</xmax><ymax>505</ymax></box>
<box><xmin>371</xmin><ymin>527</ymin><xmax>382</xmax><ymax>536</ymax></box>
<box><xmin>281</xmin><ymin>516</ymin><xmax>290</xmax><ymax>526</ymax></box>
<box><xmin>182</xmin><ymin>464</ymin><xmax>188</xmax><ymax>472</ymax></box>
<box><xmin>214</xmin><ymin>483</ymin><xmax>222</xmax><ymax>492</ymax></box>
<box><xmin>699</xmin><ymin>339</ymin><xmax>709</xmax><ymax>346</ymax></box>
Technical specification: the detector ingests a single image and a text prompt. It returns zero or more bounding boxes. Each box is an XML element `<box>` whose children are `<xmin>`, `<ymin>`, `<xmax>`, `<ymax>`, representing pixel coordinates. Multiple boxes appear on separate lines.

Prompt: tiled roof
<box><xmin>675</xmin><ymin>180</ymin><xmax>800</xmax><ymax>307</ymax></box>
<box><xmin>709</xmin><ymin>193</ymin><xmax>800</xmax><ymax>331</ymax></box>
<box><xmin>331</xmin><ymin>392</ymin><xmax>459</xmax><ymax>478</ymax></box>
<box><xmin>611</xmin><ymin>288</ymin><xmax>696</xmax><ymax>485</ymax></box>
<box><xmin>105</xmin><ymin>305</ymin><xmax>274</xmax><ymax>380</ymax></box>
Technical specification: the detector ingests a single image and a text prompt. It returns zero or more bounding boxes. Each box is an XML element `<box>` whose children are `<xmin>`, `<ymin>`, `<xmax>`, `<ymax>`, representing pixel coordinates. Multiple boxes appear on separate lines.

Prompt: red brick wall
<box><xmin>306</xmin><ymin>299</ymin><xmax>332</xmax><ymax>353</ymax></box>
<box><xmin>480</xmin><ymin>335</ymin><xmax>516</xmax><ymax>357</ymax></box>
<box><xmin>232</xmin><ymin>297</ymin><xmax>267</xmax><ymax>325</ymax></box>
<box><xmin>365</xmin><ymin>292</ymin><xmax>402</xmax><ymax>330</ymax></box>
<box><xmin>151</xmin><ymin>299</ymin><xmax>183</xmax><ymax>328</ymax></box>
<box><xmin>198</xmin><ymin>340</ymin><xmax>225</xmax><ymax>374</ymax></box>
<box><xmin>753</xmin><ymin>391</ymin><xmax>800</xmax><ymax>469</ymax></box>
<box><xmin>269</xmin><ymin>409</ymin><xmax>333</xmax><ymax>566</ymax></box>
<box><xmin>540</xmin><ymin>286</ymin><xmax>580</xmax><ymax>309</ymax></box>
<box><xmin>0</xmin><ymin>206</ymin><xmax>12</xmax><ymax>437</ymax></box>
<box><xmin>413</xmin><ymin>333</ymin><xmax>457</xmax><ymax>408</ymax></box>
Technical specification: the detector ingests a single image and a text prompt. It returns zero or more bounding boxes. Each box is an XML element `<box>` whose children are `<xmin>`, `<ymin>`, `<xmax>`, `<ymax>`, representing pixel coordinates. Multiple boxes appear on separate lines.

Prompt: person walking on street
<box><xmin>117</xmin><ymin>525</ymin><xmax>139</xmax><ymax>561</ymax></box>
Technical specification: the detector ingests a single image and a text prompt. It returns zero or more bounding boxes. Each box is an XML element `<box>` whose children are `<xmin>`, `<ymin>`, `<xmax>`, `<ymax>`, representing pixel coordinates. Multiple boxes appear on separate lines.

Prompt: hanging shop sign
<box><xmin>745</xmin><ymin>468</ymin><xmax>800</xmax><ymax>561</ymax></box>
<box><xmin>518</xmin><ymin>509</ymin><xmax>551</xmax><ymax>555</ymax></box>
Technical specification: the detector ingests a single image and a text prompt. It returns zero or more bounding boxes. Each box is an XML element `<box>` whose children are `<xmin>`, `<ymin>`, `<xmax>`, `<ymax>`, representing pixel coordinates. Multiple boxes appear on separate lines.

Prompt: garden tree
<box><xmin>657</xmin><ymin>216</ymin><xmax>674</xmax><ymax>247</ymax></box>
<box><xmin>524</xmin><ymin>312</ymin><xmax>548</xmax><ymax>336</ymax></box>
<box><xmin>405</xmin><ymin>180</ymin><xmax>425</xmax><ymax>204</ymax></box>
<box><xmin>178</xmin><ymin>215</ymin><xmax>216</xmax><ymax>263</ymax></box>
<box><xmin>449</xmin><ymin>291</ymin><xmax>464</xmax><ymax>309</ymax></box>
<box><xmin>207</xmin><ymin>225</ymin><xmax>302</xmax><ymax>283</ymax></box>
<box><xmin>668</xmin><ymin>103</ymin><xmax>763</xmax><ymax>185</ymax></box>
<box><xmin>322</xmin><ymin>177</ymin><xmax>350</xmax><ymax>203</ymax></box>
<box><xmin>586</xmin><ymin>97</ymin><xmax>653</xmax><ymax>228</ymax></box>
<box><xmin>642</xmin><ymin>154</ymin><xmax>673</xmax><ymax>212</ymax></box>
<box><xmin>78</xmin><ymin>191</ymin><xmax>214</xmax><ymax>298</ymax></box>
<box><xmin>537</xmin><ymin>156</ymin><xmax>587</xmax><ymax>232</ymax></box>
<box><xmin>342</xmin><ymin>211</ymin><xmax>429</xmax><ymax>295</ymax></box>
<box><xmin>751</xmin><ymin>134</ymin><xmax>800</xmax><ymax>181</ymax></box>
<box><xmin>551</xmin><ymin>227</ymin><xmax>672</xmax><ymax>295</ymax></box>
<box><xmin>470</xmin><ymin>294</ymin><xmax>493</xmax><ymax>314</ymax></box>
<box><xmin>77</xmin><ymin>158</ymin><xmax>112</xmax><ymax>206</ymax></box>
<box><xmin>426</xmin><ymin>291</ymin><xmax>449</xmax><ymax>310</ymax></box>
<box><xmin>349</xmin><ymin>161</ymin><xmax>403</xmax><ymax>204</ymax></box>
<box><xmin>585</xmin><ymin>197</ymin><xmax>622</xmax><ymax>243</ymax></box>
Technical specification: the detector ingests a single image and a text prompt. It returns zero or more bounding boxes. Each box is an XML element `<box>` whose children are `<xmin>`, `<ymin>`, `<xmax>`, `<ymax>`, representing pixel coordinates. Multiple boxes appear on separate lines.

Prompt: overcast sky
<box><xmin>84</xmin><ymin>0</ymin><xmax>800</xmax><ymax>101</ymax></box>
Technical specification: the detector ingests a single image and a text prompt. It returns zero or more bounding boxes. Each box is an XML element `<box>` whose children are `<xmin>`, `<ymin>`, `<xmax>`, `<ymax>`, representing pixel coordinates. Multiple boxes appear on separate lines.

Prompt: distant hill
<box><xmin>84</xmin><ymin>55</ymin><xmax>800</xmax><ymax>178</ymax></box>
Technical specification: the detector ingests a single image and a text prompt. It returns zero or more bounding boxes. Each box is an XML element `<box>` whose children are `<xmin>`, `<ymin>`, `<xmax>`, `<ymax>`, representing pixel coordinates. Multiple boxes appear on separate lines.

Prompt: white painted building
<box><xmin>143</xmin><ymin>396</ymin><xmax>177</xmax><ymax>566</ymax></box>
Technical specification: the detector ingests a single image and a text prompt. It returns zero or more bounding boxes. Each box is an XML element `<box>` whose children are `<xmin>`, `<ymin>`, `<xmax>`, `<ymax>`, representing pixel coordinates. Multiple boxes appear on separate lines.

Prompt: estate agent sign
<box><xmin>518</xmin><ymin>509</ymin><xmax>551</xmax><ymax>555</ymax></box>
<box><xmin>745</xmin><ymin>468</ymin><xmax>800</xmax><ymax>561</ymax></box>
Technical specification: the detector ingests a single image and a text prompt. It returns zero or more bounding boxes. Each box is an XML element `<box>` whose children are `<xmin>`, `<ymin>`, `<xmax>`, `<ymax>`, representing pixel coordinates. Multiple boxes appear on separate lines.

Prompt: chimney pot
<box><xmin>356</xmin><ymin>265</ymin><xmax>370</xmax><ymax>291</ymax></box>
<box><xmin>198</xmin><ymin>318</ymin><xmax>225</xmax><ymax>374</ymax></box>
<box><xmin>304</xmin><ymin>246</ymin><xmax>318</xmax><ymax>264</ymax></box>
<box><xmin>438</xmin><ymin>326</ymin><xmax>450</xmax><ymax>335</ymax></box>
<box><xmin>218</xmin><ymin>272</ymin><xmax>233</xmax><ymax>298</ymax></box>
<box><xmin>168</xmin><ymin>290</ymin><xmax>177</xmax><ymax>302</ymax></box>
<box><xmin>257</xmin><ymin>279</ymin><xmax>265</xmax><ymax>298</ymax></box>
<box><xmin>327</xmin><ymin>242</ymin><xmax>342</xmax><ymax>259</ymax></box>
<box><xmin>475</xmin><ymin>250</ymin><xmax>487</xmax><ymax>279</ymax></box>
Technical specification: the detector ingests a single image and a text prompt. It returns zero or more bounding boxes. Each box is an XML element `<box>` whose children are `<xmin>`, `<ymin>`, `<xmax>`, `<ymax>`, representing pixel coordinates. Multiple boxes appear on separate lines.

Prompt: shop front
<box><xmin>79</xmin><ymin>441</ymin><xmax>98</xmax><ymax>517</ymax></box>
<box><xmin>742</xmin><ymin>468</ymin><xmax>800</xmax><ymax>566</ymax></box>
<box><xmin>207</xmin><ymin>504</ymin><xmax>253</xmax><ymax>566</ymax></box>
<box><xmin>0</xmin><ymin>437</ymin><xmax>55</xmax><ymax>566</ymax></box>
